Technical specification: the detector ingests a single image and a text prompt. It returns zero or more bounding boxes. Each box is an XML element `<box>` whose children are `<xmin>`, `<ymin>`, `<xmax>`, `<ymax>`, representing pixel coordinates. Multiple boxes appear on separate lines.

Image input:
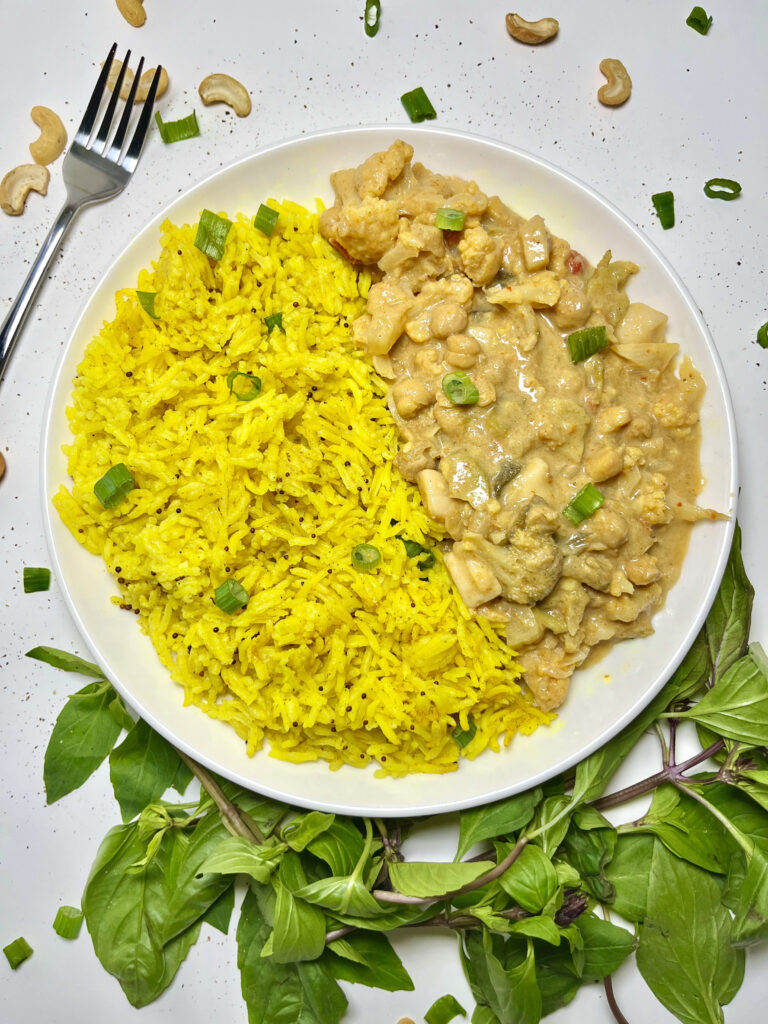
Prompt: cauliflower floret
<box><xmin>485</xmin><ymin>271</ymin><xmax>562</xmax><ymax>309</ymax></box>
<box><xmin>319</xmin><ymin>196</ymin><xmax>400</xmax><ymax>264</ymax></box>
<box><xmin>351</xmin><ymin>279</ymin><xmax>411</xmax><ymax>355</ymax></box>
<box><xmin>353</xmin><ymin>139</ymin><xmax>414</xmax><ymax>198</ymax></box>
<box><xmin>633</xmin><ymin>473</ymin><xmax>672</xmax><ymax>526</ymax></box>
<box><xmin>458</xmin><ymin>226</ymin><xmax>503</xmax><ymax>286</ymax></box>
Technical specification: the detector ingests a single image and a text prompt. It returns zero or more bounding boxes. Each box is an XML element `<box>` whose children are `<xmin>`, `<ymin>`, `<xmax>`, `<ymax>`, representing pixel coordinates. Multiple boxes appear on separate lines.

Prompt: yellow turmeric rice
<box><xmin>54</xmin><ymin>200</ymin><xmax>551</xmax><ymax>775</ymax></box>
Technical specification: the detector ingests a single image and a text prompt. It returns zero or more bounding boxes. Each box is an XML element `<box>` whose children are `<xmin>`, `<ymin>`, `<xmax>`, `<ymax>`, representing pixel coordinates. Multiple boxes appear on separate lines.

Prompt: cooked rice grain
<box><xmin>55</xmin><ymin>201</ymin><xmax>550</xmax><ymax>775</ymax></box>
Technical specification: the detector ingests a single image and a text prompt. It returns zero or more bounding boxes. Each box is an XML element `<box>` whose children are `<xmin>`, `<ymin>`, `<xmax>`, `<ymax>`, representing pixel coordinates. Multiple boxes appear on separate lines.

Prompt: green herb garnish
<box><xmin>351</xmin><ymin>543</ymin><xmax>381</xmax><ymax>572</ymax></box>
<box><xmin>757</xmin><ymin>322</ymin><xmax>768</xmax><ymax>349</ymax></box>
<box><xmin>703</xmin><ymin>178</ymin><xmax>742</xmax><ymax>200</ymax></box>
<box><xmin>214</xmin><ymin>579</ymin><xmax>249</xmax><ymax>613</ymax></box>
<box><xmin>53</xmin><ymin>906</ymin><xmax>84</xmax><ymax>940</ymax></box>
<box><xmin>3</xmin><ymin>937</ymin><xmax>33</xmax><ymax>970</ymax></box>
<box><xmin>194</xmin><ymin>209</ymin><xmax>232</xmax><ymax>261</ymax></box>
<box><xmin>442</xmin><ymin>371</ymin><xmax>479</xmax><ymax>406</ymax></box>
<box><xmin>686</xmin><ymin>6</ymin><xmax>713</xmax><ymax>34</ymax></box>
<box><xmin>93</xmin><ymin>463</ymin><xmax>135</xmax><ymax>509</ymax></box>
<box><xmin>226</xmin><ymin>370</ymin><xmax>262</xmax><ymax>401</ymax></box>
<box><xmin>136</xmin><ymin>290</ymin><xmax>158</xmax><ymax>318</ymax></box>
<box><xmin>401</xmin><ymin>86</ymin><xmax>437</xmax><ymax>122</ymax></box>
<box><xmin>397</xmin><ymin>535</ymin><xmax>436</xmax><ymax>571</ymax></box>
<box><xmin>265</xmin><ymin>312</ymin><xmax>283</xmax><ymax>333</ymax></box>
<box><xmin>253</xmin><ymin>203</ymin><xmax>279</xmax><ymax>236</ymax></box>
<box><xmin>562</xmin><ymin>482</ymin><xmax>605</xmax><ymax>525</ymax></box>
<box><xmin>154</xmin><ymin>110</ymin><xmax>200</xmax><ymax>144</ymax></box>
<box><xmin>425</xmin><ymin>993</ymin><xmax>468</xmax><ymax>1024</ymax></box>
<box><xmin>435</xmin><ymin>208</ymin><xmax>466</xmax><ymax>231</ymax></box>
<box><xmin>651</xmin><ymin>191</ymin><xmax>675</xmax><ymax>230</ymax></box>
<box><xmin>364</xmin><ymin>0</ymin><xmax>381</xmax><ymax>37</ymax></box>
<box><xmin>452</xmin><ymin>719</ymin><xmax>477</xmax><ymax>750</ymax></box>
<box><xmin>23</xmin><ymin>567</ymin><xmax>51</xmax><ymax>593</ymax></box>
<box><xmin>567</xmin><ymin>325</ymin><xmax>609</xmax><ymax>363</ymax></box>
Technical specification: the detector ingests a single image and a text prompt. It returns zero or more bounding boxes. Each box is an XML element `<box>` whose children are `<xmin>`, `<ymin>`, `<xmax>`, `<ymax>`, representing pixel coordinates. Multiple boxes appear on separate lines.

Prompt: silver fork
<box><xmin>0</xmin><ymin>43</ymin><xmax>162</xmax><ymax>385</ymax></box>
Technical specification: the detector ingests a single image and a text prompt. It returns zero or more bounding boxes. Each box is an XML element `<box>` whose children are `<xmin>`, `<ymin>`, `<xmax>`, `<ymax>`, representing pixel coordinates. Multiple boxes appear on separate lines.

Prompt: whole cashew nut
<box><xmin>29</xmin><ymin>106</ymin><xmax>67</xmax><ymax>165</ymax></box>
<box><xmin>105</xmin><ymin>61</ymin><xmax>168</xmax><ymax>103</ymax></box>
<box><xmin>505</xmin><ymin>13</ymin><xmax>559</xmax><ymax>44</ymax></box>
<box><xmin>115</xmin><ymin>0</ymin><xmax>146</xmax><ymax>27</ymax></box>
<box><xmin>198</xmin><ymin>74</ymin><xmax>252</xmax><ymax>117</ymax></box>
<box><xmin>598</xmin><ymin>58</ymin><xmax>632</xmax><ymax>106</ymax></box>
<box><xmin>0</xmin><ymin>452</ymin><xmax>5</xmax><ymax>481</ymax></box>
<box><xmin>0</xmin><ymin>163</ymin><xmax>50</xmax><ymax>216</ymax></box>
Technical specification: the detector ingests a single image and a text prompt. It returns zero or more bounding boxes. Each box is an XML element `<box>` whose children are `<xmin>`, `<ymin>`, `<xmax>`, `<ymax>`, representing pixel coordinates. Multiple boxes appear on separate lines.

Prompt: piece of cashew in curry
<box><xmin>115</xmin><ymin>0</ymin><xmax>146</xmax><ymax>27</ymax></box>
<box><xmin>505</xmin><ymin>13</ymin><xmax>559</xmax><ymax>44</ymax></box>
<box><xmin>198</xmin><ymin>74</ymin><xmax>252</xmax><ymax>117</ymax></box>
<box><xmin>28</xmin><ymin>107</ymin><xmax>67</xmax><ymax>165</ymax></box>
<box><xmin>598</xmin><ymin>58</ymin><xmax>632</xmax><ymax>107</ymax></box>
<box><xmin>0</xmin><ymin>163</ymin><xmax>50</xmax><ymax>216</ymax></box>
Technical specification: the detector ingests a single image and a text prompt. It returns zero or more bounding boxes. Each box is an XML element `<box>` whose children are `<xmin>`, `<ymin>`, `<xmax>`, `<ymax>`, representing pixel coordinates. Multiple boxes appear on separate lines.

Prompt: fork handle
<box><xmin>0</xmin><ymin>201</ymin><xmax>79</xmax><ymax>385</ymax></box>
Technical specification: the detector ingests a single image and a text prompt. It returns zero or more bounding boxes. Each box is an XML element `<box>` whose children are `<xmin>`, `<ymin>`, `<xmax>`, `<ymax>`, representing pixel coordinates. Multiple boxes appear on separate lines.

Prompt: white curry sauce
<box><xmin>320</xmin><ymin>141</ymin><xmax>719</xmax><ymax>712</ymax></box>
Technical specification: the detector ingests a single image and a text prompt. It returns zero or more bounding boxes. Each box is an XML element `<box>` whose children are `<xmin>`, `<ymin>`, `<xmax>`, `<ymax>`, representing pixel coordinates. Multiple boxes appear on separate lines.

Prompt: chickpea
<box><xmin>476</xmin><ymin>379</ymin><xmax>497</xmax><ymax>407</ymax></box>
<box><xmin>391</xmin><ymin>378</ymin><xmax>433</xmax><ymax>419</ymax></box>
<box><xmin>430</xmin><ymin>300</ymin><xmax>468</xmax><ymax>339</ymax></box>
<box><xmin>550</xmin><ymin>280</ymin><xmax>592</xmax><ymax>330</ymax></box>
<box><xmin>585</xmin><ymin>447</ymin><xmax>624</xmax><ymax>482</ymax></box>
<box><xmin>446</xmin><ymin>332</ymin><xmax>481</xmax><ymax>369</ymax></box>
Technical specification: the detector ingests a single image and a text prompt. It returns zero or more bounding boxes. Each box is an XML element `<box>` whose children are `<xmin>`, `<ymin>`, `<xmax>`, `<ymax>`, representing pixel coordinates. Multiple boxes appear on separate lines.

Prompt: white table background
<box><xmin>1</xmin><ymin>2</ymin><xmax>766</xmax><ymax>1022</ymax></box>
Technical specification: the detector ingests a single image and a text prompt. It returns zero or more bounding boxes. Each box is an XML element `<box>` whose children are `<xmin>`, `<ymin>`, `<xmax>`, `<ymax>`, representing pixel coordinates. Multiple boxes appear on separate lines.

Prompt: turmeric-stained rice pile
<box><xmin>54</xmin><ymin>201</ymin><xmax>551</xmax><ymax>774</ymax></box>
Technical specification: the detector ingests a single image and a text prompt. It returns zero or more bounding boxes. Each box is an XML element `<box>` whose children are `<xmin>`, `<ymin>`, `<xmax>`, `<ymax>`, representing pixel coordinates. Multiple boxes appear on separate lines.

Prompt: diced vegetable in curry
<box><xmin>320</xmin><ymin>141</ymin><xmax>722</xmax><ymax>712</ymax></box>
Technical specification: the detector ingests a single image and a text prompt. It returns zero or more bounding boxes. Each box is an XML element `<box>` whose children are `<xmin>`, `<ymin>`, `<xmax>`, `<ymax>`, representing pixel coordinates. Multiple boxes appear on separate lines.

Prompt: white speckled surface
<box><xmin>1</xmin><ymin>3</ymin><xmax>766</xmax><ymax>1022</ymax></box>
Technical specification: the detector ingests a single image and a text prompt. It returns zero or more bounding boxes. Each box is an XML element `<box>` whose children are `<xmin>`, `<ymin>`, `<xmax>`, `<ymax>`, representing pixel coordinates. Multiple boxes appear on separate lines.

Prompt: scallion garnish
<box><xmin>703</xmin><ymin>178</ymin><xmax>742</xmax><ymax>200</ymax></box>
<box><xmin>364</xmin><ymin>0</ymin><xmax>381</xmax><ymax>37</ymax></box>
<box><xmin>435</xmin><ymin>208</ymin><xmax>466</xmax><ymax>231</ymax></box>
<box><xmin>3</xmin><ymin>937</ymin><xmax>33</xmax><ymax>970</ymax></box>
<box><xmin>194</xmin><ymin>209</ymin><xmax>232</xmax><ymax>261</ymax></box>
<box><xmin>562</xmin><ymin>483</ymin><xmax>605</xmax><ymax>526</ymax></box>
<box><xmin>397</xmin><ymin>535</ymin><xmax>436</xmax><ymax>571</ymax></box>
<box><xmin>136</xmin><ymin>290</ymin><xmax>158</xmax><ymax>318</ymax></box>
<box><xmin>757</xmin><ymin>322</ymin><xmax>768</xmax><ymax>349</ymax></box>
<box><xmin>651</xmin><ymin>191</ymin><xmax>675</xmax><ymax>230</ymax></box>
<box><xmin>265</xmin><ymin>312</ymin><xmax>283</xmax><ymax>333</ymax></box>
<box><xmin>23</xmin><ymin>567</ymin><xmax>51</xmax><ymax>593</ymax></box>
<box><xmin>686</xmin><ymin>6</ymin><xmax>713</xmax><ymax>34</ymax></box>
<box><xmin>253</xmin><ymin>203</ymin><xmax>279</xmax><ymax>237</ymax></box>
<box><xmin>214</xmin><ymin>579</ymin><xmax>249</xmax><ymax>613</ymax></box>
<box><xmin>154</xmin><ymin>110</ymin><xmax>200</xmax><ymax>144</ymax></box>
<box><xmin>351</xmin><ymin>543</ymin><xmax>381</xmax><ymax>572</ymax></box>
<box><xmin>442</xmin><ymin>371</ymin><xmax>479</xmax><ymax>406</ymax></box>
<box><xmin>94</xmin><ymin>464</ymin><xmax>135</xmax><ymax>509</ymax></box>
<box><xmin>567</xmin><ymin>325</ymin><xmax>609</xmax><ymax>364</ymax></box>
<box><xmin>452</xmin><ymin>719</ymin><xmax>477</xmax><ymax>750</ymax></box>
<box><xmin>401</xmin><ymin>86</ymin><xmax>437</xmax><ymax>123</ymax></box>
<box><xmin>52</xmin><ymin>906</ymin><xmax>84</xmax><ymax>940</ymax></box>
<box><xmin>226</xmin><ymin>370</ymin><xmax>262</xmax><ymax>401</ymax></box>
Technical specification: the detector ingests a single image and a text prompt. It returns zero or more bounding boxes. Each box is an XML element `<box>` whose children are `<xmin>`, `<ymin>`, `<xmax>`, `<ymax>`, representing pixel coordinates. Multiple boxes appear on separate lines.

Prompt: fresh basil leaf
<box><xmin>199</xmin><ymin>836</ymin><xmax>287</xmax><ymax>882</ymax></box>
<box><xmin>328</xmin><ymin>902</ymin><xmax>433</xmax><ymax>932</ymax></box>
<box><xmin>705</xmin><ymin>522</ymin><xmax>753</xmax><ymax>686</ymax></box>
<box><xmin>456</xmin><ymin>788</ymin><xmax>543</xmax><ymax>861</ymax></box>
<box><xmin>603</xmin><ymin>833</ymin><xmax>654</xmax><ymax>922</ymax></box>
<box><xmin>215</xmin><ymin>782</ymin><xmax>286</xmax><ymax>838</ymax></box>
<box><xmin>732</xmin><ymin>847</ymin><xmax>768</xmax><ymax>946</ymax></box>
<box><xmin>306</xmin><ymin>818</ymin><xmax>365</xmax><ymax>875</ymax></box>
<box><xmin>281</xmin><ymin>811</ymin><xmax>335</xmax><ymax>851</ymax></box>
<box><xmin>237</xmin><ymin>887</ymin><xmax>347</xmax><ymax>1024</ymax></box>
<box><xmin>503</xmin><ymin>938</ymin><xmax>542</xmax><ymax>1024</ymax></box>
<box><xmin>507</xmin><ymin>915</ymin><xmax>561</xmax><ymax>946</ymax></box>
<box><xmin>463</xmin><ymin>931</ymin><xmax>536</xmax><ymax>1024</ymax></box>
<box><xmin>499</xmin><ymin>844</ymin><xmax>558</xmax><ymax>914</ymax></box>
<box><xmin>629</xmin><ymin>783</ymin><xmax>734</xmax><ymax>873</ymax></box>
<box><xmin>26</xmin><ymin>645</ymin><xmax>104</xmax><ymax>677</ymax></box>
<box><xmin>534</xmin><ymin>944</ymin><xmax>582</xmax><ymax>1017</ymax></box>
<box><xmin>471</xmin><ymin>1007</ymin><xmax>501</xmax><ymax>1024</ymax></box>
<box><xmin>527</xmin><ymin>796</ymin><xmax>573</xmax><ymax>858</ymax></box>
<box><xmin>677</xmin><ymin>646</ymin><xmax>768</xmax><ymax>746</ymax></box>
<box><xmin>108</xmin><ymin>693</ymin><xmax>135</xmax><ymax>731</ymax></box>
<box><xmin>44</xmin><ymin>680</ymin><xmax>123</xmax><ymax>803</ymax></box>
<box><xmin>327</xmin><ymin>931</ymin><xmax>414</xmax><ymax>991</ymax></box>
<box><xmin>562</xmin><ymin>814</ymin><xmax>617</xmax><ymax>902</ymax></box>
<box><xmin>293</xmin><ymin>873</ymin><xmax>387</xmax><ymax>918</ymax></box>
<box><xmin>271</xmin><ymin>878</ymin><xmax>326</xmax><ymax>963</ymax></box>
<box><xmin>388</xmin><ymin>859</ymin><xmax>494</xmax><ymax>898</ymax></box>
<box><xmin>575</xmin><ymin>914</ymin><xmax>635</xmax><ymax>979</ymax></box>
<box><xmin>425</xmin><ymin>992</ymin><xmax>467</xmax><ymax>1024</ymax></box>
<box><xmin>636</xmin><ymin>840</ymin><xmax>745</xmax><ymax>1024</ymax></box>
<box><xmin>200</xmin><ymin>883</ymin><xmax>235</xmax><ymax>935</ymax></box>
<box><xmin>733</xmin><ymin>777</ymin><xmax>768</xmax><ymax>813</ymax></box>
<box><xmin>109</xmin><ymin>718</ymin><xmax>190</xmax><ymax>822</ymax></box>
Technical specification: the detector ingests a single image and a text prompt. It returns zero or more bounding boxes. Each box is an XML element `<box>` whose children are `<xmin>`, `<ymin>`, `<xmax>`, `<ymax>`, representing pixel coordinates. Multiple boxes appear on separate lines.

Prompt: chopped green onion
<box><xmin>451</xmin><ymin>720</ymin><xmax>477</xmax><ymax>751</ymax></box>
<box><xmin>351</xmin><ymin>543</ymin><xmax>381</xmax><ymax>572</ymax></box>
<box><xmin>401</xmin><ymin>86</ymin><xmax>437</xmax><ymax>123</ymax></box>
<box><xmin>562</xmin><ymin>483</ymin><xmax>605</xmax><ymax>526</ymax></box>
<box><xmin>435</xmin><ymin>208</ymin><xmax>466</xmax><ymax>231</ymax></box>
<box><xmin>52</xmin><ymin>906</ymin><xmax>84</xmax><ymax>940</ymax></box>
<box><xmin>194</xmin><ymin>209</ymin><xmax>232</xmax><ymax>261</ymax></box>
<box><xmin>136</xmin><ymin>290</ymin><xmax>158</xmax><ymax>318</ymax></box>
<box><xmin>214</xmin><ymin>579</ymin><xmax>249</xmax><ymax>613</ymax></box>
<box><xmin>254</xmin><ymin>203</ymin><xmax>279</xmax><ymax>236</ymax></box>
<box><xmin>442</xmin><ymin>372</ymin><xmax>479</xmax><ymax>406</ymax></box>
<box><xmin>3</xmin><ymin>937</ymin><xmax>33</xmax><ymax>970</ymax></box>
<box><xmin>154</xmin><ymin>110</ymin><xmax>200</xmax><ymax>144</ymax></box>
<box><xmin>425</xmin><ymin>992</ymin><xmax>468</xmax><ymax>1024</ymax></box>
<box><xmin>364</xmin><ymin>0</ymin><xmax>381</xmax><ymax>37</ymax></box>
<box><xmin>226</xmin><ymin>370</ymin><xmax>262</xmax><ymax>401</ymax></box>
<box><xmin>757</xmin><ymin>322</ymin><xmax>768</xmax><ymax>349</ymax></box>
<box><xmin>94</xmin><ymin>463</ymin><xmax>135</xmax><ymax>509</ymax></box>
<box><xmin>23</xmin><ymin>567</ymin><xmax>51</xmax><ymax>593</ymax></box>
<box><xmin>686</xmin><ymin>6</ymin><xmax>713</xmax><ymax>34</ymax></box>
<box><xmin>397</xmin><ymin>535</ymin><xmax>435</xmax><ymax>571</ymax></box>
<box><xmin>703</xmin><ymin>178</ymin><xmax>742</xmax><ymax>200</ymax></box>
<box><xmin>265</xmin><ymin>312</ymin><xmax>283</xmax><ymax>333</ymax></box>
<box><xmin>651</xmin><ymin>191</ymin><xmax>675</xmax><ymax>230</ymax></box>
<box><xmin>567</xmin><ymin>325</ymin><xmax>609</xmax><ymax>364</ymax></box>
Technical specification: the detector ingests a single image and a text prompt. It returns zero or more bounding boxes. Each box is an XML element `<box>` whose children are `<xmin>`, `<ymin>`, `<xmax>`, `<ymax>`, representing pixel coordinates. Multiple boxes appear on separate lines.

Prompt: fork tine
<box><xmin>121</xmin><ymin>65</ymin><xmax>163</xmax><ymax>173</ymax></box>
<box><xmin>75</xmin><ymin>42</ymin><xmax>118</xmax><ymax>145</ymax></box>
<box><xmin>93</xmin><ymin>50</ymin><xmax>131</xmax><ymax>149</ymax></box>
<box><xmin>105</xmin><ymin>56</ymin><xmax>144</xmax><ymax>162</ymax></box>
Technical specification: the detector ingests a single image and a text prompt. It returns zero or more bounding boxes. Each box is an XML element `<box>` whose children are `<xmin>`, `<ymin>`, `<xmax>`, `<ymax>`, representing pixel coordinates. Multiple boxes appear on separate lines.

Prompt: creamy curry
<box><xmin>320</xmin><ymin>141</ymin><xmax>719</xmax><ymax>712</ymax></box>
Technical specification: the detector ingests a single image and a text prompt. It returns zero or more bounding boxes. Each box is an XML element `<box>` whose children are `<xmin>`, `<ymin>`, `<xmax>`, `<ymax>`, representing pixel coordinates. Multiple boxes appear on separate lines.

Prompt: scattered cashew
<box><xmin>198</xmin><ymin>73</ymin><xmax>251</xmax><ymax>117</ymax></box>
<box><xmin>105</xmin><ymin>61</ymin><xmax>168</xmax><ymax>103</ymax></box>
<box><xmin>505</xmin><ymin>12</ymin><xmax>559</xmax><ymax>44</ymax></box>
<box><xmin>598</xmin><ymin>58</ymin><xmax>632</xmax><ymax>106</ymax></box>
<box><xmin>0</xmin><ymin>164</ymin><xmax>50</xmax><ymax>216</ymax></box>
<box><xmin>0</xmin><ymin>452</ymin><xmax>5</xmax><ymax>481</ymax></box>
<box><xmin>115</xmin><ymin>0</ymin><xmax>146</xmax><ymax>28</ymax></box>
<box><xmin>28</xmin><ymin>106</ymin><xmax>67</xmax><ymax>165</ymax></box>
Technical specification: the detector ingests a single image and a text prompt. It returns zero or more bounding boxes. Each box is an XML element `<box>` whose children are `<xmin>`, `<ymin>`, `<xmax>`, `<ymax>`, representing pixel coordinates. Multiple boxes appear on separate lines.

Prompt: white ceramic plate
<box><xmin>42</xmin><ymin>125</ymin><xmax>737</xmax><ymax>817</ymax></box>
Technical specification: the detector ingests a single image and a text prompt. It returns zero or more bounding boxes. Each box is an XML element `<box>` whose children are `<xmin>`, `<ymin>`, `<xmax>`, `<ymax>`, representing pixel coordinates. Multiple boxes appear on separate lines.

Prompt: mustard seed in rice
<box><xmin>54</xmin><ymin>200</ymin><xmax>551</xmax><ymax>775</ymax></box>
